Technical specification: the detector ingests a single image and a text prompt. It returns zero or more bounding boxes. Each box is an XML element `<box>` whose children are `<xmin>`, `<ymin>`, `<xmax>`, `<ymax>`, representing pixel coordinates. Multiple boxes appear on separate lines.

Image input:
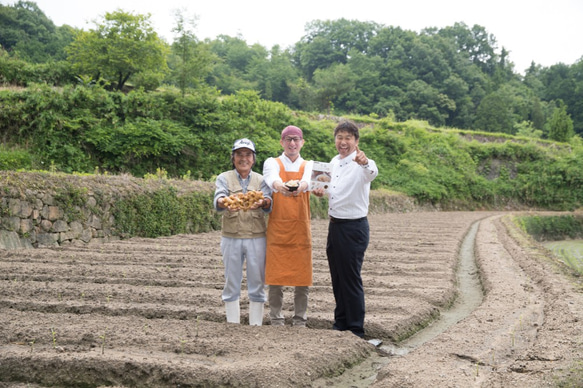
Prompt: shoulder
<box><xmin>218</xmin><ymin>170</ymin><xmax>237</xmax><ymax>181</ymax></box>
<box><xmin>219</xmin><ymin>169</ymin><xmax>236</xmax><ymax>177</ymax></box>
<box><xmin>264</xmin><ymin>156</ymin><xmax>282</xmax><ymax>167</ymax></box>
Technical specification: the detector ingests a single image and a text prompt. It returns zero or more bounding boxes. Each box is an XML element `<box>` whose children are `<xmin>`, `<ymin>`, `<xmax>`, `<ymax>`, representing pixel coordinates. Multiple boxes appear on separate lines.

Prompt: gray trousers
<box><xmin>220</xmin><ymin>236</ymin><xmax>266</xmax><ymax>303</ymax></box>
<box><xmin>268</xmin><ymin>285</ymin><xmax>309</xmax><ymax>325</ymax></box>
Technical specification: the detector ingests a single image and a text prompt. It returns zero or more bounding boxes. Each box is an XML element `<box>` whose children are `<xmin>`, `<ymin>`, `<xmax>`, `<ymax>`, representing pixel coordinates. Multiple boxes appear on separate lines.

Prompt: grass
<box><xmin>544</xmin><ymin>240</ymin><xmax>583</xmax><ymax>275</ymax></box>
<box><xmin>554</xmin><ymin>360</ymin><xmax>583</xmax><ymax>387</ymax></box>
<box><xmin>100</xmin><ymin>328</ymin><xmax>107</xmax><ymax>355</ymax></box>
<box><xmin>50</xmin><ymin>327</ymin><xmax>57</xmax><ymax>349</ymax></box>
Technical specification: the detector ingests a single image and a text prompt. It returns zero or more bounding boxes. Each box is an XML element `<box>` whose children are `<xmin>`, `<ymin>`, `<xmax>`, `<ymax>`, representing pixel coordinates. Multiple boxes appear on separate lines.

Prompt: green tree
<box><xmin>294</xmin><ymin>19</ymin><xmax>380</xmax><ymax>80</ymax></box>
<box><xmin>442</xmin><ymin>74</ymin><xmax>473</xmax><ymax>128</ymax></box>
<box><xmin>289</xmin><ymin>76</ymin><xmax>318</xmax><ymax>112</ymax></box>
<box><xmin>205</xmin><ymin>35</ymin><xmax>263</xmax><ymax>94</ymax></box>
<box><xmin>548</xmin><ymin>101</ymin><xmax>574</xmax><ymax>142</ymax></box>
<box><xmin>246</xmin><ymin>45</ymin><xmax>298</xmax><ymax>105</ymax></box>
<box><xmin>539</xmin><ymin>60</ymin><xmax>583</xmax><ymax>135</ymax></box>
<box><xmin>341</xmin><ymin>50</ymin><xmax>383</xmax><ymax>114</ymax></box>
<box><xmin>0</xmin><ymin>1</ymin><xmax>74</xmax><ymax>62</ymax></box>
<box><xmin>474</xmin><ymin>92</ymin><xmax>514</xmax><ymax>133</ymax></box>
<box><xmin>402</xmin><ymin>80</ymin><xmax>455</xmax><ymax>127</ymax></box>
<box><xmin>436</xmin><ymin>22</ymin><xmax>499</xmax><ymax>75</ymax></box>
<box><xmin>166</xmin><ymin>9</ymin><xmax>216</xmax><ymax>96</ymax></box>
<box><xmin>312</xmin><ymin>63</ymin><xmax>355</xmax><ymax>113</ymax></box>
<box><xmin>530</xmin><ymin>97</ymin><xmax>546</xmax><ymax>130</ymax></box>
<box><xmin>515</xmin><ymin>120</ymin><xmax>542</xmax><ymax>139</ymax></box>
<box><xmin>66</xmin><ymin>9</ymin><xmax>169</xmax><ymax>91</ymax></box>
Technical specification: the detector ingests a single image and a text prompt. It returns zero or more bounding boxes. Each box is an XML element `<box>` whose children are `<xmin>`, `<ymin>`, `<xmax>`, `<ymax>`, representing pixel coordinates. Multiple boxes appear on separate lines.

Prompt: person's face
<box><xmin>335</xmin><ymin>130</ymin><xmax>359</xmax><ymax>158</ymax></box>
<box><xmin>232</xmin><ymin>148</ymin><xmax>255</xmax><ymax>176</ymax></box>
<box><xmin>280</xmin><ymin>135</ymin><xmax>304</xmax><ymax>161</ymax></box>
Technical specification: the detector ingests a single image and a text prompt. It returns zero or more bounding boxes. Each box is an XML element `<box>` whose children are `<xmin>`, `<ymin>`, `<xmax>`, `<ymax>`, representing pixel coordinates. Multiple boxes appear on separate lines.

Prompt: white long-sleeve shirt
<box><xmin>327</xmin><ymin>151</ymin><xmax>378</xmax><ymax>219</ymax></box>
<box><xmin>262</xmin><ymin>153</ymin><xmax>313</xmax><ymax>192</ymax></box>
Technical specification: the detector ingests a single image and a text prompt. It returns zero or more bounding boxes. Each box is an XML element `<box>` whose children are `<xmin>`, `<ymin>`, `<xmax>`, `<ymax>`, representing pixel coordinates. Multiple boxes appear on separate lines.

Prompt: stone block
<box><xmin>40</xmin><ymin>219</ymin><xmax>52</xmax><ymax>232</ymax></box>
<box><xmin>47</xmin><ymin>206</ymin><xmax>63</xmax><ymax>221</ymax></box>
<box><xmin>20</xmin><ymin>219</ymin><xmax>34</xmax><ymax>234</ymax></box>
<box><xmin>17</xmin><ymin>200</ymin><xmax>33</xmax><ymax>218</ymax></box>
<box><xmin>36</xmin><ymin>233</ymin><xmax>59</xmax><ymax>247</ymax></box>
<box><xmin>88</xmin><ymin>214</ymin><xmax>102</xmax><ymax>229</ymax></box>
<box><xmin>80</xmin><ymin>228</ymin><xmax>92</xmax><ymax>243</ymax></box>
<box><xmin>52</xmin><ymin>220</ymin><xmax>68</xmax><ymax>233</ymax></box>
<box><xmin>69</xmin><ymin>221</ymin><xmax>83</xmax><ymax>238</ymax></box>
<box><xmin>0</xmin><ymin>230</ymin><xmax>32</xmax><ymax>249</ymax></box>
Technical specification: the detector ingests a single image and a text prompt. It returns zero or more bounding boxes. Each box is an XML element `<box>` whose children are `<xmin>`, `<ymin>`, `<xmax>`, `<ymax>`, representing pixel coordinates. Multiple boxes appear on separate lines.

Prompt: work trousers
<box><xmin>220</xmin><ymin>236</ymin><xmax>266</xmax><ymax>303</ymax></box>
<box><xmin>268</xmin><ymin>285</ymin><xmax>309</xmax><ymax>326</ymax></box>
<box><xmin>326</xmin><ymin>217</ymin><xmax>369</xmax><ymax>338</ymax></box>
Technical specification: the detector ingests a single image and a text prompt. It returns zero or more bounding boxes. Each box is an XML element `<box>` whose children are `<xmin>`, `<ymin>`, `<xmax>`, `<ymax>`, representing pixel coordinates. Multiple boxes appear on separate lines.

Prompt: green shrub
<box><xmin>53</xmin><ymin>183</ymin><xmax>89</xmax><ymax>222</ymax></box>
<box><xmin>0</xmin><ymin>55</ymin><xmax>75</xmax><ymax>86</ymax></box>
<box><xmin>0</xmin><ymin>148</ymin><xmax>33</xmax><ymax>170</ymax></box>
<box><xmin>112</xmin><ymin>187</ymin><xmax>221</xmax><ymax>238</ymax></box>
<box><xmin>515</xmin><ymin>215</ymin><xmax>583</xmax><ymax>241</ymax></box>
<box><xmin>1</xmin><ymin>81</ymin><xmax>583</xmax><ymax>210</ymax></box>
<box><xmin>310</xmin><ymin>195</ymin><xmax>329</xmax><ymax>220</ymax></box>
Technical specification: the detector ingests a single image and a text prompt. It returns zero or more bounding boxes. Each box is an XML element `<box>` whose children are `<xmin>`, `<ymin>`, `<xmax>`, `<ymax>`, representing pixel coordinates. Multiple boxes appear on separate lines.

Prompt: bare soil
<box><xmin>1</xmin><ymin>212</ymin><xmax>582</xmax><ymax>387</ymax></box>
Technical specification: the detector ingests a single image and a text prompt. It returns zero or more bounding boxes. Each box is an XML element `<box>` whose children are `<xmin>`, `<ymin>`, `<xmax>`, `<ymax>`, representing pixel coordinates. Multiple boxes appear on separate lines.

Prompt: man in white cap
<box><xmin>262</xmin><ymin>126</ymin><xmax>313</xmax><ymax>327</ymax></box>
<box><xmin>214</xmin><ymin>138</ymin><xmax>272</xmax><ymax>325</ymax></box>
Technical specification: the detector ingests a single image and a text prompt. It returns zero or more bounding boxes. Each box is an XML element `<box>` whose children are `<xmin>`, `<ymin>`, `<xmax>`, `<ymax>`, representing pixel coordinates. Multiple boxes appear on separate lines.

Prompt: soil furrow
<box><xmin>5</xmin><ymin>211</ymin><xmax>579</xmax><ymax>387</ymax></box>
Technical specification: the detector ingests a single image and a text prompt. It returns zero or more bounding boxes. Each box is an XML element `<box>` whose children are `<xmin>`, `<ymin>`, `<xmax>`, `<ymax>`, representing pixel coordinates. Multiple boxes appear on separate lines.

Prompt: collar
<box><xmin>338</xmin><ymin>151</ymin><xmax>356</xmax><ymax>166</ymax></box>
<box><xmin>234</xmin><ymin>169</ymin><xmax>251</xmax><ymax>181</ymax></box>
<box><xmin>280</xmin><ymin>152</ymin><xmax>302</xmax><ymax>164</ymax></box>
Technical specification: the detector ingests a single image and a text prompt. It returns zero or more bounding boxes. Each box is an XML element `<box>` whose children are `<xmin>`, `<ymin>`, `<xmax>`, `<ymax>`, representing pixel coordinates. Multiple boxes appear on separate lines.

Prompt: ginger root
<box><xmin>222</xmin><ymin>191</ymin><xmax>264</xmax><ymax>211</ymax></box>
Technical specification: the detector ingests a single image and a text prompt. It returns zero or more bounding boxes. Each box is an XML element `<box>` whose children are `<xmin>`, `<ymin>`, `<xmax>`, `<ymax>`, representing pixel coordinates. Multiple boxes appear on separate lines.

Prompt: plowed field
<box><xmin>1</xmin><ymin>212</ymin><xmax>582</xmax><ymax>387</ymax></box>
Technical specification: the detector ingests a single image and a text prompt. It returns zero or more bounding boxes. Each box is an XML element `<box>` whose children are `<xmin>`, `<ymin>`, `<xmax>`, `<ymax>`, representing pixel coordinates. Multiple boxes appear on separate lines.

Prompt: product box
<box><xmin>310</xmin><ymin>161</ymin><xmax>331</xmax><ymax>191</ymax></box>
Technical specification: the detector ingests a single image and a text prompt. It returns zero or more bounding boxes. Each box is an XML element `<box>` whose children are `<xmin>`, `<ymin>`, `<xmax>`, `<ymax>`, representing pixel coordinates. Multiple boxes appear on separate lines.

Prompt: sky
<box><xmin>16</xmin><ymin>0</ymin><xmax>583</xmax><ymax>74</ymax></box>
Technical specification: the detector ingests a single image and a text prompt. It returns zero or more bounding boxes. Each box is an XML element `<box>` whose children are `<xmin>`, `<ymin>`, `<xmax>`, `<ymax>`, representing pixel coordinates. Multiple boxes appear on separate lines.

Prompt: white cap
<box><xmin>232</xmin><ymin>138</ymin><xmax>256</xmax><ymax>153</ymax></box>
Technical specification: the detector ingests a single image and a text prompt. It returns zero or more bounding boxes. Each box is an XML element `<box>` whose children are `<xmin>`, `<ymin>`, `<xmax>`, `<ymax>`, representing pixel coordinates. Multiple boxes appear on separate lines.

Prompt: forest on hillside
<box><xmin>1</xmin><ymin>1</ymin><xmax>583</xmax><ymax>211</ymax></box>
<box><xmin>1</xmin><ymin>0</ymin><xmax>581</xmax><ymax>138</ymax></box>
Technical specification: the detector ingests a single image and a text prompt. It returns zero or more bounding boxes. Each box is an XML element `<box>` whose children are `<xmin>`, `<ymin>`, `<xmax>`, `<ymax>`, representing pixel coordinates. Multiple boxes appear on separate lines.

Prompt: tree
<box><xmin>474</xmin><ymin>92</ymin><xmax>514</xmax><ymax>133</ymax></box>
<box><xmin>167</xmin><ymin>9</ymin><xmax>216</xmax><ymax>96</ymax></box>
<box><xmin>312</xmin><ymin>63</ymin><xmax>355</xmax><ymax>113</ymax></box>
<box><xmin>341</xmin><ymin>50</ymin><xmax>383</xmax><ymax>114</ymax></box>
<box><xmin>529</xmin><ymin>97</ymin><xmax>546</xmax><ymax>130</ymax></box>
<box><xmin>514</xmin><ymin>120</ymin><xmax>542</xmax><ymax>139</ymax></box>
<box><xmin>0</xmin><ymin>1</ymin><xmax>74</xmax><ymax>62</ymax></box>
<box><xmin>66</xmin><ymin>9</ymin><xmax>169</xmax><ymax>91</ymax></box>
<box><xmin>436</xmin><ymin>22</ymin><xmax>499</xmax><ymax>74</ymax></box>
<box><xmin>294</xmin><ymin>19</ymin><xmax>380</xmax><ymax>80</ymax></box>
<box><xmin>401</xmin><ymin>80</ymin><xmax>454</xmax><ymax>127</ymax></box>
<box><xmin>548</xmin><ymin>101</ymin><xmax>574</xmax><ymax>142</ymax></box>
<box><xmin>205</xmin><ymin>35</ymin><xmax>263</xmax><ymax>94</ymax></box>
<box><xmin>246</xmin><ymin>45</ymin><xmax>299</xmax><ymax>105</ymax></box>
<box><xmin>540</xmin><ymin>60</ymin><xmax>583</xmax><ymax>135</ymax></box>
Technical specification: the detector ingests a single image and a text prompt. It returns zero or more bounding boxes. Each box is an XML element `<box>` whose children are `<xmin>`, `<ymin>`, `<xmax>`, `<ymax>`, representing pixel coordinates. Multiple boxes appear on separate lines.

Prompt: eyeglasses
<box><xmin>284</xmin><ymin>137</ymin><xmax>303</xmax><ymax>143</ymax></box>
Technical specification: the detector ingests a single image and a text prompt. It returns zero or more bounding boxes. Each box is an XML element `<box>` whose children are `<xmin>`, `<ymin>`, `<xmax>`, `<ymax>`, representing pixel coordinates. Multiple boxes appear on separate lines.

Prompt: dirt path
<box><xmin>372</xmin><ymin>214</ymin><xmax>583</xmax><ymax>387</ymax></box>
<box><xmin>0</xmin><ymin>212</ymin><xmax>582</xmax><ymax>387</ymax></box>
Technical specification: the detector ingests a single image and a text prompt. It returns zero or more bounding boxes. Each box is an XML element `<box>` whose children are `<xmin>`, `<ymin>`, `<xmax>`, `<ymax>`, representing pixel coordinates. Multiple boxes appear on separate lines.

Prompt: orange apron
<box><xmin>265</xmin><ymin>158</ymin><xmax>313</xmax><ymax>286</ymax></box>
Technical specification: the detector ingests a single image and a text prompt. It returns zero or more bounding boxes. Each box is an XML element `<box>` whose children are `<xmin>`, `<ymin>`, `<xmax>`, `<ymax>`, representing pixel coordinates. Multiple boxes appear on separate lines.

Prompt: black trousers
<box><xmin>326</xmin><ymin>217</ymin><xmax>369</xmax><ymax>338</ymax></box>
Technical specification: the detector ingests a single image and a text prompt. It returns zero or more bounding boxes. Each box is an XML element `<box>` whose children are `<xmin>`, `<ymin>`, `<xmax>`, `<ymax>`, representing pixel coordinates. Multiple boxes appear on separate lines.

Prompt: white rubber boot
<box><xmin>225</xmin><ymin>300</ymin><xmax>240</xmax><ymax>324</ymax></box>
<box><xmin>248</xmin><ymin>301</ymin><xmax>264</xmax><ymax>326</ymax></box>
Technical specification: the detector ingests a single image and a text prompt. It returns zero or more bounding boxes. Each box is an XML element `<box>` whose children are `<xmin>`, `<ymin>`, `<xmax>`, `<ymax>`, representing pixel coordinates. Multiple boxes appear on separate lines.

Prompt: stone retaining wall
<box><xmin>1</xmin><ymin>188</ymin><xmax>114</xmax><ymax>249</ymax></box>
<box><xmin>0</xmin><ymin>171</ymin><xmax>422</xmax><ymax>250</ymax></box>
<box><xmin>0</xmin><ymin>171</ymin><xmax>214</xmax><ymax>249</ymax></box>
